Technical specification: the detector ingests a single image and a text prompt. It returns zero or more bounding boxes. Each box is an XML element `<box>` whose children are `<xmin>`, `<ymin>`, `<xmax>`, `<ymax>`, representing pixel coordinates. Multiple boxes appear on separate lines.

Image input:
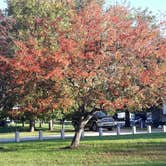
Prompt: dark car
<box><xmin>0</xmin><ymin>120</ymin><xmax>6</xmax><ymax>127</ymax></box>
<box><xmin>72</xmin><ymin>111</ymin><xmax>116</xmax><ymax>131</ymax></box>
<box><xmin>133</xmin><ymin>113</ymin><xmax>147</xmax><ymax>128</ymax></box>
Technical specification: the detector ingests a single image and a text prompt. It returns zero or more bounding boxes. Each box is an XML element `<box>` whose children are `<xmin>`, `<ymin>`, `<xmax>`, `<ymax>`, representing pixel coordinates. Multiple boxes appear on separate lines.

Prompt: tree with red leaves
<box><xmin>4</xmin><ymin>0</ymin><xmax>73</xmax><ymax>131</ymax></box>
<box><xmin>61</xmin><ymin>1</ymin><xmax>165</xmax><ymax>148</ymax></box>
<box><xmin>0</xmin><ymin>0</ymin><xmax>165</xmax><ymax>147</ymax></box>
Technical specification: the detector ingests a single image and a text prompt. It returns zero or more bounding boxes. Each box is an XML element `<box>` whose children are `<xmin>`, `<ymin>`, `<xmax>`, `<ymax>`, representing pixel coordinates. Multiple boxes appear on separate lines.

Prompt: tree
<box><xmin>5</xmin><ymin>0</ymin><xmax>73</xmax><ymax>131</ymax></box>
<box><xmin>6</xmin><ymin>38</ymin><xmax>72</xmax><ymax>132</ymax></box>
<box><xmin>0</xmin><ymin>0</ymin><xmax>165</xmax><ymax>147</ymax></box>
<box><xmin>60</xmin><ymin>1</ymin><xmax>165</xmax><ymax>148</ymax></box>
<box><xmin>0</xmin><ymin>10</ymin><xmax>16</xmax><ymax>120</ymax></box>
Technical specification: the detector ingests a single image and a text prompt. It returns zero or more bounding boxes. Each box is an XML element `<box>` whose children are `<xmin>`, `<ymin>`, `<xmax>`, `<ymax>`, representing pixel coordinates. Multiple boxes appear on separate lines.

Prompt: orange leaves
<box><xmin>59</xmin><ymin>37</ymin><xmax>77</xmax><ymax>53</ymax></box>
<box><xmin>111</xmin><ymin>16</ymin><xmax>119</xmax><ymax>24</ymax></box>
<box><xmin>1</xmin><ymin>0</ymin><xmax>165</xmax><ymax>117</ymax></box>
<box><xmin>0</xmin><ymin>55</ymin><xmax>9</xmax><ymax>64</ymax></box>
<box><xmin>113</xmin><ymin>98</ymin><xmax>129</xmax><ymax>110</ymax></box>
<box><xmin>155</xmin><ymin>38</ymin><xmax>166</xmax><ymax>59</ymax></box>
<box><xmin>14</xmin><ymin>41</ymin><xmax>27</xmax><ymax>51</ymax></box>
<box><xmin>16</xmin><ymin>74</ymin><xmax>24</xmax><ymax>85</ymax></box>
<box><xmin>14</xmin><ymin>54</ymin><xmax>41</xmax><ymax>74</ymax></box>
<box><xmin>140</xmin><ymin>70</ymin><xmax>151</xmax><ymax>85</ymax></box>
<box><xmin>45</xmin><ymin>67</ymin><xmax>63</xmax><ymax>80</ymax></box>
<box><xmin>12</xmin><ymin>40</ymin><xmax>42</xmax><ymax>74</ymax></box>
<box><xmin>59</xmin><ymin>97</ymin><xmax>73</xmax><ymax>111</ymax></box>
<box><xmin>97</xmin><ymin>98</ymin><xmax>129</xmax><ymax>110</ymax></box>
<box><xmin>53</xmin><ymin>52</ymin><xmax>69</xmax><ymax>67</ymax></box>
<box><xmin>97</xmin><ymin>99</ymin><xmax>113</xmax><ymax>110</ymax></box>
<box><xmin>38</xmin><ymin>97</ymin><xmax>52</xmax><ymax>108</ymax></box>
<box><xmin>12</xmin><ymin>39</ymin><xmax>69</xmax><ymax>80</ymax></box>
<box><xmin>115</xmin><ymin>51</ymin><xmax>122</xmax><ymax>60</ymax></box>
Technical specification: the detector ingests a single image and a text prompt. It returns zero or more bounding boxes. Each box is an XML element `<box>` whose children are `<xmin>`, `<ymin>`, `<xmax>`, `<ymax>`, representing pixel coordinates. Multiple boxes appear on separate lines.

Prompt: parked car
<box><xmin>0</xmin><ymin>120</ymin><xmax>11</xmax><ymax>127</ymax></box>
<box><xmin>72</xmin><ymin>111</ymin><xmax>124</xmax><ymax>131</ymax></box>
<box><xmin>150</xmin><ymin>105</ymin><xmax>166</xmax><ymax>127</ymax></box>
<box><xmin>113</xmin><ymin>112</ymin><xmax>134</xmax><ymax>127</ymax></box>
<box><xmin>130</xmin><ymin>117</ymin><xmax>142</xmax><ymax>126</ymax></box>
<box><xmin>0</xmin><ymin>120</ymin><xmax>6</xmax><ymax>127</ymax></box>
<box><xmin>0</xmin><ymin>118</ymin><xmax>12</xmax><ymax>127</ymax></box>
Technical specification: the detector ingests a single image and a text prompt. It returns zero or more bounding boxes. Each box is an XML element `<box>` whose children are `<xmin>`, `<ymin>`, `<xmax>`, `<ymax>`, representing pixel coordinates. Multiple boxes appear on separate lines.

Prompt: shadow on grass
<box><xmin>0</xmin><ymin>147</ymin><xmax>16</xmax><ymax>152</ymax></box>
<box><xmin>1</xmin><ymin>140</ymin><xmax>166</xmax><ymax>155</ymax></box>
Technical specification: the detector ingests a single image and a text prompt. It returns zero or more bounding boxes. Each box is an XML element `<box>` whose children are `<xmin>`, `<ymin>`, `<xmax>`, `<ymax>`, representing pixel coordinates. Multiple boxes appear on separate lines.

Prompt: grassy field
<box><xmin>0</xmin><ymin>133</ymin><xmax>166</xmax><ymax>166</ymax></box>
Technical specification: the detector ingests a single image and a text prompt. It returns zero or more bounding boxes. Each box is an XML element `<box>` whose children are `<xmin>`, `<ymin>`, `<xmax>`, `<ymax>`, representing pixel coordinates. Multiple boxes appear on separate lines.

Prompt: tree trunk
<box><xmin>70</xmin><ymin>113</ymin><xmax>94</xmax><ymax>149</ymax></box>
<box><xmin>22</xmin><ymin>121</ymin><xmax>25</xmax><ymax>127</ymax></box>
<box><xmin>70</xmin><ymin>122</ymin><xmax>84</xmax><ymax>149</ymax></box>
<box><xmin>29</xmin><ymin>120</ymin><xmax>35</xmax><ymax>132</ymax></box>
<box><xmin>125</xmin><ymin>110</ymin><xmax>130</xmax><ymax>127</ymax></box>
<box><xmin>49</xmin><ymin>119</ymin><xmax>53</xmax><ymax>131</ymax></box>
<box><xmin>39</xmin><ymin>121</ymin><xmax>42</xmax><ymax>128</ymax></box>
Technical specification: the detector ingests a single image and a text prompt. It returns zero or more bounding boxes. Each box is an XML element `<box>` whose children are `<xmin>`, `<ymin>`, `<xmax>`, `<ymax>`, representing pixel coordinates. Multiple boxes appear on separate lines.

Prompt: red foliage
<box><xmin>0</xmin><ymin>1</ymin><xmax>165</xmax><ymax>115</ymax></box>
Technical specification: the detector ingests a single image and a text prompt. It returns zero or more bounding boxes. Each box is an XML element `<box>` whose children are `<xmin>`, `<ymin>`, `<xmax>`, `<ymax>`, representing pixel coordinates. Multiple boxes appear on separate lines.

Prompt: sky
<box><xmin>105</xmin><ymin>0</ymin><xmax>166</xmax><ymax>14</ymax></box>
<box><xmin>0</xmin><ymin>0</ymin><xmax>7</xmax><ymax>10</ymax></box>
<box><xmin>0</xmin><ymin>0</ymin><xmax>166</xmax><ymax>15</ymax></box>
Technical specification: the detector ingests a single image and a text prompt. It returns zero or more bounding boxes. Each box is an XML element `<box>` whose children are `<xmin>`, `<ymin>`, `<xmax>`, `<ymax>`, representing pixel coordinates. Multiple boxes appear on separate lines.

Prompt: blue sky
<box><xmin>0</xmin><ymin>0</ymin><xmax>166</xmax><ymax>14</ymax></box>
<box><xmin>105</xmin><ymin>0</ymin><xmax>166</xmax><ymax>14</ymax></box>
<box><xmin>0</xmin><ymin>0</ymin><xmax>7</xmax><ymax>10</ymax></box>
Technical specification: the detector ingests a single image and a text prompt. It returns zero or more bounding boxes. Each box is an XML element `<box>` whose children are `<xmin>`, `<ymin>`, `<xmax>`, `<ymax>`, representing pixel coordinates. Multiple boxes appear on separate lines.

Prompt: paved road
<box><xmin>0</xmin><ymin>128</ymin><xmax>164</xmax><ymax>143</ymax></box>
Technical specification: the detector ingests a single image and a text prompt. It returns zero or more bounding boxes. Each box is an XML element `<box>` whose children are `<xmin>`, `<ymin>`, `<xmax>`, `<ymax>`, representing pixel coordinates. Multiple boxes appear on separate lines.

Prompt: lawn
<box><xmin>0</xmin><ymin>133</ymin><xmax>166</xmax><ymax>166</ymax></box>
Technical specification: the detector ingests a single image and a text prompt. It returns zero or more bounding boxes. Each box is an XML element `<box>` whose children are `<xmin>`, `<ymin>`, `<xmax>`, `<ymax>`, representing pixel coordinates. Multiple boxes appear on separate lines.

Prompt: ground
<box><xmin>0</xmin><ymin>133</ymin><xmax>166</xmax><ymax>166</ymax></box>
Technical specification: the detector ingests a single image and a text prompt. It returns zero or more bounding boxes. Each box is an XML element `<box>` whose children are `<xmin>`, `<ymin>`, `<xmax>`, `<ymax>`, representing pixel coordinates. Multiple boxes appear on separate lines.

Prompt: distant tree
<box><xmin>5</xmin><ymin>0</ymin><xmax>73</xmax><ymax>132</ymax></box>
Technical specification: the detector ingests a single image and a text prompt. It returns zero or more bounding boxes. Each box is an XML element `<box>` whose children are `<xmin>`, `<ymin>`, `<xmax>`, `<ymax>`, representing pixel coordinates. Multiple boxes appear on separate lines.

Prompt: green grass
<box><xmin>0</xmin><ymin>133</ymin><xmax>166</xmax><ymax>166</ymax></box>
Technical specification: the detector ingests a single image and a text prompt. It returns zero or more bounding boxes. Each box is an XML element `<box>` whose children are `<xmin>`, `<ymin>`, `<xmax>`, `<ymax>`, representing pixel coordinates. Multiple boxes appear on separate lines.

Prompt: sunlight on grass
<box><xmin>0</xmin><ymin>133</ymin><xmax>166</xmax><ymax>166</ymax></box>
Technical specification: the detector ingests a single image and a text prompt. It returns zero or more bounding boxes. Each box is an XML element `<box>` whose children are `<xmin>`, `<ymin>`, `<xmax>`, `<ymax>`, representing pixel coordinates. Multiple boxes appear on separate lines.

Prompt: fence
<box><xmin>9</xmin><ymin>125</ymin><xmax>166</xmax><ymax>143</ymax></box>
